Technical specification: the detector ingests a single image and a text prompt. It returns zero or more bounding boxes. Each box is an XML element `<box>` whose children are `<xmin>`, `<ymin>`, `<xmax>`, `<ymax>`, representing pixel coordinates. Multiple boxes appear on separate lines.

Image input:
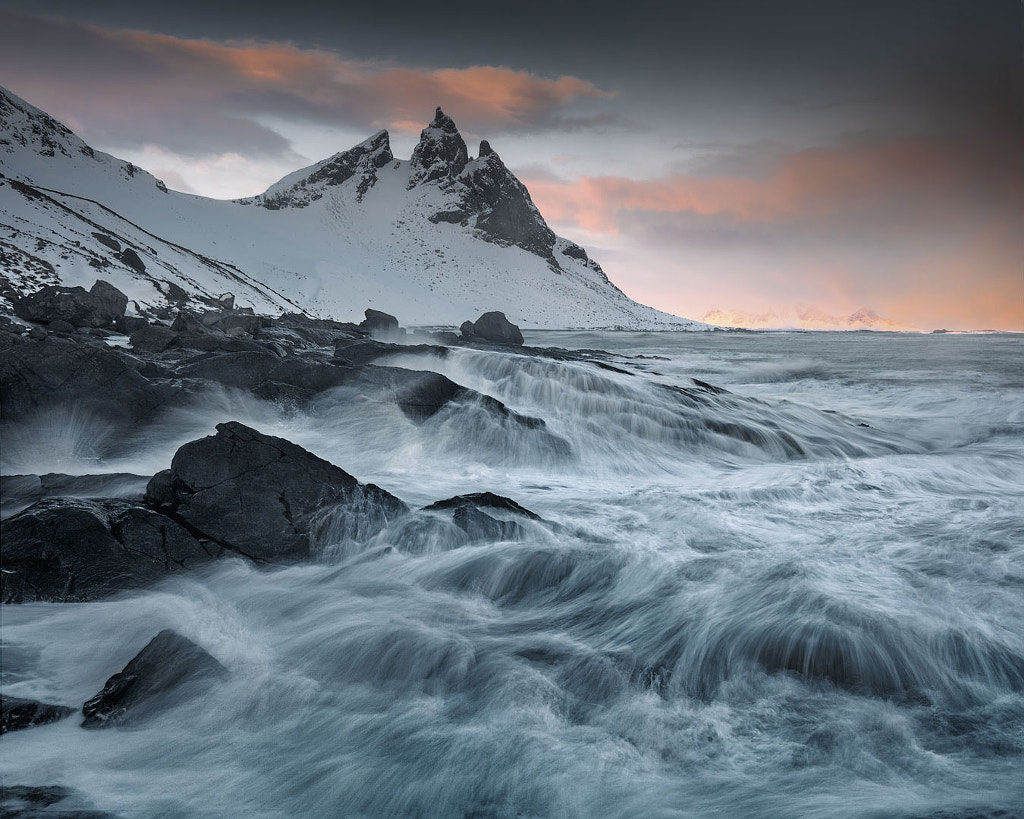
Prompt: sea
<box><xmin>2</xmin><ymin>330</ymin><xmax>1022</xmax><ymax>818</ymax></box>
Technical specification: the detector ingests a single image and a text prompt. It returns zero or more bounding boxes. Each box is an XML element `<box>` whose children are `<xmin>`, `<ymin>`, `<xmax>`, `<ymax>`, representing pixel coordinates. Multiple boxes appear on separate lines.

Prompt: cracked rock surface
<box><xmin>0</xmin><ymin>497</ymin><xmax>214</xmax><ymax>602</ymax></box>
<box><xmin>145</xmin><ymin>421</ymin><xmax>408</xmax><ymax>562</ymax></box>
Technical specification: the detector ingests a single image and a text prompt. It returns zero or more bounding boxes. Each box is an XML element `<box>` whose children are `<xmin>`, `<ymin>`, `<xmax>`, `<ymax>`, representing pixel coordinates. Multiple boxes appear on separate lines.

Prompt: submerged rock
<box><xmin>82</xmin><ymin>630</ymin><xmax>227</xmax><ymax>729</ymax></box>
<box><xmin>423</xmin><ymin>492</ymin><xmax>542</xmax><ymax>520</ymax></box>
<box><xmin>145</xmin><ymin>421</ymin><xmax>407</xmax><ymax>561</ymax></box>
<box><xmin>0</xmin><ymin>498</ymin><xmax>215</xmax><ymax>603</ymax></box>
<box><xmin>1</xmin><ymin>695</ymin><xmax>75</xmax><ymax>733</ymax></box>
<box><xmin>0</xmin><ymin>785</ymin><xmax>114</xmax><ymax>818</ymax></box>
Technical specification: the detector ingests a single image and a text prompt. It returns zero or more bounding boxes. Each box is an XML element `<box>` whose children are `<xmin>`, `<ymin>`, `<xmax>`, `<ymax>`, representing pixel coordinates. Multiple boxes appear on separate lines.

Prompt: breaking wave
<box><xmin>2</xmin><ymin>331</ymin><xmax>1022</xmax><ymax>818</ymax></box>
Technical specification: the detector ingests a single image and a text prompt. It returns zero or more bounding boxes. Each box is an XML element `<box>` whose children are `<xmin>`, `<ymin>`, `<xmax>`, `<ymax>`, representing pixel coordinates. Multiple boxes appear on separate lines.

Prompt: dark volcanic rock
<box><xmin>174</xmin><ymin>351</ymin><xmax>355</xmax><ymax>401</ymax></box>
<box><xmin>90</xmin><ymin>232</ymin><xmax>121</xmax><ymax>252</ymax></box>
<box><xmin>408</xmin><ymin>107</ymin><xmax>469</xmax><ymax>187</ymax></box>
<box><xmin>1</xmin><ymin>695</ymin><xmax>75</xmax><ymax>733</ymax></box>
<box><xmin>333</xmin><ymin>338</ymin><xmax>447</xmax><ymax>367</ymax></box>
<box><xmin>117</xmin><ymin>247</ymin><xmax>146</xmax><ymax>273</ymax></box>
<box><xmin>145</xmin><ymin>422</ymin><xmax>407</xmax><ymax>561</ymax></box>
<box><xmin>451</xmin><ymin>505</ymin><xmax>524</xmax><ymax>541</ymax></box>
<box><xmin>423</xmin><ymin>492</ymin><xmax>542</xmax><ymax>520</ymax></box>
<box><xmin>12</xmin><ymin>279</ymin><xmax>127</xmax><ymax>328</ymax></box>
<box><xmin>88</xmin><ymin>280</ymin><xmax>128</xmax><ymax>322</ymax></box>
<box><xmin>466</xmin><ymin>311</ymin><xmax>524</xmax><ymax>346</ymax></box>
<box><xmin>82</xmin><ymin>630</ymin><xmax>227</xmax><ymax>729</ymax></box>
<box><xmin>129</xmin><ymin>324</ymin><xmax>176</xmax><ymax>353</ymax></box>
<box><xmin>360</xmin><ymin>308</ymin><xmax>399</xmax><ymax>334</ymax></box>
<box><xmin>425</xmin><ymin>493</ymin><xmax>539</xmax><ymax>541</ymax></box>
<box><xmin>0</xmin><ymin>785</ymin><xmax>114</xmax><ymax>818</ymax></box>
<box><xmin>0</xmin><ymin>331</ymin><xmax>177</xmax><ymax>424</ymax></box>
<box><xmin>255</xmin><ymin>130</ymin><xmax>394</xmax><ymax>209</ymax></box>
<box><xmin>0</xmin><ymin>472</ymin><xmax>150</xmax><ymax>519</ymax></box>
<box><xmin>0</xmin><ymin>498</ymin><xmax>215</xmax><ymax>603</ymax></box>
<box><xmin>265</xmin><ymin>313</ymin><xmax>366</xmax><ymax>347</ymax></box>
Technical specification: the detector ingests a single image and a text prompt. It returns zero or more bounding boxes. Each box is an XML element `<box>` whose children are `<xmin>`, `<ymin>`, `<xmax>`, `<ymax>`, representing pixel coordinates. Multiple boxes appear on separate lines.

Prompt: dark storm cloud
<box><xmin>0</xmin><ymin>11</ymin><xmax>614</xmax><ymax>157</ymax></box>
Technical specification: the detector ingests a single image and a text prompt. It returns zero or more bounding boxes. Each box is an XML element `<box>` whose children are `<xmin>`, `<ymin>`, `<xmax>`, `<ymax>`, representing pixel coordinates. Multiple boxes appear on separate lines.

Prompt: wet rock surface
<box><xmin>81</xmin><ymin>630</ymin><xmax>227</xmax><ymax>728</ymax></box>
<box><xmin>0</xmin><ymin>472</ymin><xmax>150</xmax><ymax>519</ymax></box>
<box><xmin>1</xmin><ymin>695</ymin><xmax>75</xmax><ymax>734</ymax></box>
<box><xmin>460</xmin><ymin>311</ymin><xmax>524</xmax><ymax>346</ymax></box>
<box><xmin>0</xmin><ymin>498</ymin><xmax>215</xmax><ymax>602</ymax></box>
<box><xmin>0</xmin><ymin>785</ymin><xmax>115</xmax><ymax>818</ymax></box>
<box><xmin>145</xmin><ymin>421</ymin><xmax>408</xmax><ymax>561</ymax></box>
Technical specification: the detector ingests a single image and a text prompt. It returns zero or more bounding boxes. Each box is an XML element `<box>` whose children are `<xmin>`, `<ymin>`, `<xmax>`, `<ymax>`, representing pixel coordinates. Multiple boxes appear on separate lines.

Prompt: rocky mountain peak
<box><xmin>430</xmin><ymin>107</ymin><xmax>459</xmax><ymax>133</ymax></box>
<box><xmin>408</xmin><ymin>107</ymin><xmax>469</xmax><ymax>187</ymax></box>
<box><xmin>246</xmin><ymin>129</ymin><xmax>394</xmax><ymax>209</ymax></box>
<box><xmin>478</xmin><ymin>140</ymin><xmax>494</xmax><ymax>158</ymax></box>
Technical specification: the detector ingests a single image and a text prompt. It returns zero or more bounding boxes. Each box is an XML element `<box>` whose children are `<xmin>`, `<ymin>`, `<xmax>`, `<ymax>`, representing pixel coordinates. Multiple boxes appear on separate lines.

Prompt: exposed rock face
<box><xmin>12</xmin><ymin>279</ymin><xmax>128</xmax><ymax>327</ymax></box>
<box><xmin>118</xmin><ymin>247</ymin><xmax>146</xmax><ymax>274</ymax></box>
<box><xmin>359</xmin><ymin>308</ymin><xmax>400</xmax><ymax>334</ymax></box>
<box><xmin>423</xmin><ymin>492</ymin><xmax>542</xmax><ymax>520</ymax></box>
<box><xmin>0</xmin><ymin>472</ymin><xmax>150</xmax><ymax>520</ymax></box>
<box><xmin>1</xmin><ymin>695</ymin><xmax>75</xmax><ymax>733</ymax></box>
<box><xmin>145</xmin><ymin>421</ymin><xmax>408</xmax><ymax>561</ymax></box>
<box><xmin>81</xmin><ymin>630</ymin><xmax>227</xmax><ymax>728</ymax></box>
<box><xmin>88</xmin><ymin>279</ymin><xmax>129</xmax><ymax>321</ymax></box>
<box><xmin>250</xmin><ymin>130</ymin><xmax>394</xmax><ymax>209</ymax></box>
<box><xmin>408</xmin><ymin>107</ymin><xmax>469</xmax><ymax>187</ymax></box>
<box><xmin>0</xmin><ymin>498</ymin><xmax>215</xmax><ymax>603</ymax></box>
<box><xmin>455</xmin><ymin>148</ymin><xmax>557</xmax><ymax>258</ymax></box>
<box><xmin>0</xmin><ymin>331</ymin><xmax>177</xmax><ymax>423</ymax></box>
<box><xmin>424</xmin><ymin>492</ymin><xmax>544</xmax><ymax>542</ymax></box>
<box><xmin>461</xmin><ymin>311</ymin><xmax>524</xmax><ymax>346</ymax></box>
<box><xmin>333</xmin><ymin>338</ymin><xmax>446</xmax><ymax>366</ymax></box>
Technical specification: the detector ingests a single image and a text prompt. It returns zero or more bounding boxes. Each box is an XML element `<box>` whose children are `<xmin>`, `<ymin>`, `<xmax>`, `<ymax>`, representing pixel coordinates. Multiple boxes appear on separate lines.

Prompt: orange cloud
<box><xmin>525</xmin><ymin>135</ymin><xmax>1022</xmax><ymax>235</ymax></box>
<box><xmin>0</xmin><ymin>11</ymin><xmax>611</xmax><ymax>152</ymax></box>
<box><xmin>526</xmin><ymin>134</ymin><xmax>1022</xmax><ymax>331</ymax></box>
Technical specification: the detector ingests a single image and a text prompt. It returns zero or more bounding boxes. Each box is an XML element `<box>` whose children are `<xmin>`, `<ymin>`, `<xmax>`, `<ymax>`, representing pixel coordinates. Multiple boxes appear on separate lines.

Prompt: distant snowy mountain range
<box><xmin>0</xmin><ymin>86</ymin><xmax>706</xmax><ymax>329</ymax></box>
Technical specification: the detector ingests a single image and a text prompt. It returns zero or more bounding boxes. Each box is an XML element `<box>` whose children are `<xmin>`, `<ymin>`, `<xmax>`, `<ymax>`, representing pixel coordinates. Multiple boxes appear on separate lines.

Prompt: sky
<box><xmin>0</xmin><ymin>0</ymin><xmax>1021</xmax><ymax>330</ymax></box>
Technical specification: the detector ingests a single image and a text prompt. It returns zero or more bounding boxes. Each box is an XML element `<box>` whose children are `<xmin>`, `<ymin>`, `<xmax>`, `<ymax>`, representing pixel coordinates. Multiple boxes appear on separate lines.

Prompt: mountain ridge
<box><xmin>0</xmin><ymin>86</ymin><xmax>708</xmax><ymax>329</ymax></box>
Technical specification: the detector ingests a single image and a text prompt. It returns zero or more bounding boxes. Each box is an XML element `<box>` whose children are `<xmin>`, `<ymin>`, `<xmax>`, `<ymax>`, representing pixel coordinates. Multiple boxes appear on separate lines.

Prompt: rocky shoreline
<box><xmin>0</xmin><ymin>278</ymin><xmax>591</xmax><ymax>780</ymax></box>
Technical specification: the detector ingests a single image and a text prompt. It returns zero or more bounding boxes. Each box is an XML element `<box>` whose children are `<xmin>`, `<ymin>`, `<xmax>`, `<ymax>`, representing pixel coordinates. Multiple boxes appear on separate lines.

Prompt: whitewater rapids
<box><xmin>2</xmin><ymin>331</ymin><xmax>1022</xmax><ymax>818</ymax></box>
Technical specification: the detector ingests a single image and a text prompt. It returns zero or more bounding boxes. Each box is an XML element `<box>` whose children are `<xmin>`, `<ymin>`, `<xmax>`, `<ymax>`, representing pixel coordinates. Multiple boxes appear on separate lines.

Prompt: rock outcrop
<box><xmin>12</xmin><ymin>279</ymin><xmax>128</xmax><ymax>328</ymax></box>
<box><xmin>145</xmin><ymin>421</ymin><xmax>408</xmax><ymax>561</ymax></box>
<box><xmin>0</xmin><ymin>498</ymin><xmax>215</xmax><ymax>603</ymax></box>
<box><xmin>460</xmin><ymin>311</ymin><xmax>525</xmax><ymax>346</ymax></box>
<box><xmin>82</xmin><ymin>630</ymin><xmax>227</xmax><ymax>728</ymax></box>
<box><xmin>1</xmin><ymin>695</ymin><xmax>75</xmax><ymax>733</ymax></box>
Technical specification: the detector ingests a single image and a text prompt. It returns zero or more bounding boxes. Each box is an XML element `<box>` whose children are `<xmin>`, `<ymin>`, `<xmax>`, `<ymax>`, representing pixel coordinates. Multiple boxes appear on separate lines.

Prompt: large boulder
<box><xmin>0</xmin><ymin>498</ymin><xmax>215</xmax><ymax>603</ymax></box>
<box><xmin>359</xmin><ymin>308</ymin><xmax>400</xmax><ymax>334</ymax></box>
<box><xmin>462</xmin><ymin>311</ymin><xmax>524</xmax><ymax>346</ymax></box>
<box><xmin>12</xmin><ymin>279</ymin><xmax>128</xmax><ymax>328</ymax></box>
<box><xmin>88</xmin><ymin>280</ymin><xmax>129</xmax><ymax>322</ymax></box>
<box><xmin>82</xmin><ymin>630</ymin><xmax>227</xmax><ymax>729</ymax></box>
<box><xmin>145</xmin><ymin>422</ymin><xmax>407</xmax><ymax>561</ymax></box>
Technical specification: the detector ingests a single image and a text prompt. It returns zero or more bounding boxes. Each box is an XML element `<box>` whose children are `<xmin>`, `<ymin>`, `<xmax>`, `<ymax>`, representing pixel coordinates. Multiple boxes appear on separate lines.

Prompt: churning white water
<box><xmin>2</xmin><ymin>331</ymin><xmax>1022</xmax><ymax>818</ymax></box>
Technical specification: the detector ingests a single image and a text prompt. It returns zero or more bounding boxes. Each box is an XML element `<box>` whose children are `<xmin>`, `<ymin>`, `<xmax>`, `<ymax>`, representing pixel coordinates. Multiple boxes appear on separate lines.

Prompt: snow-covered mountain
<box><xmin>0</xmin><ymin>87</ymin><xmax>706</xmax><ymax>329</ymax></box>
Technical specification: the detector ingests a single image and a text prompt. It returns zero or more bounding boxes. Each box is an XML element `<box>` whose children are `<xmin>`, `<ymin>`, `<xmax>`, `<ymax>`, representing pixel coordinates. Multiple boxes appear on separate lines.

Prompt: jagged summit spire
<box><xmin>408</xmin><ymin>106</ymin><xmax>468</xmax><ymax>187</ymax></box>
<box><xmin>430</xmin><ymin>106</ymin><xmax>460</xmax><ymax>132</ymax></box>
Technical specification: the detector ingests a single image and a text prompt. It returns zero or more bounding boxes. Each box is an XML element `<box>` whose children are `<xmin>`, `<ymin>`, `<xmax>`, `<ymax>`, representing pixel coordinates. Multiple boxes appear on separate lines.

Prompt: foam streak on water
<box><xmin>2</xmin><ymin>331</ymin><xmax>1022</xmax><ymax>818</ymax></box>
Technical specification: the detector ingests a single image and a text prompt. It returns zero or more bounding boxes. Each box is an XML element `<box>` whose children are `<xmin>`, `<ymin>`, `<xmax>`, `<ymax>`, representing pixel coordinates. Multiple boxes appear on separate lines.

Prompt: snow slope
<box><xmin>0</xmin><ymin>87</ymin><xmax>708</xmax><ymax>329</ymax></box>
